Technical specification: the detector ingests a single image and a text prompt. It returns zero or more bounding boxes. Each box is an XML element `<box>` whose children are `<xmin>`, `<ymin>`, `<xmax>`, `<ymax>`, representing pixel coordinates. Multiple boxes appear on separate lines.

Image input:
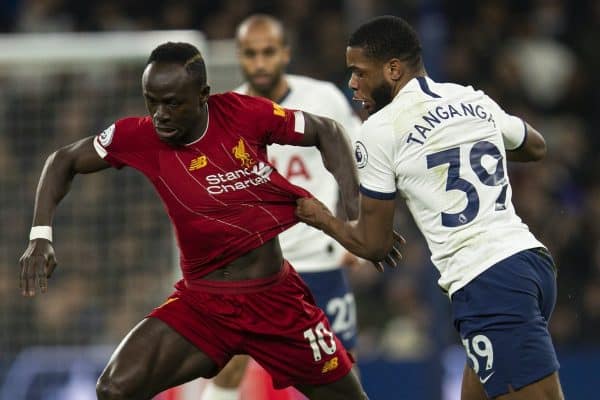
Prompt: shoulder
<box><xmin>210</xmin><ymin>91</ymin><xmax>273</xmax><ymax>109</ymax></box>
<box><xmin>232</xmin><ymin>82</ymin><xmax>248</xmax><ymax>95</ymax></box>
<box><xmin>362</xmin><ymin>111</ymin><xmax>392</xmax><ymax>132</ymax></box>
<box><xmin>98</xmin><ymin>116</ymin><xmax>158</xmax><ymax>154</ymax></box>
<box><xmin>359</xmin><ymin>112</ymin><xmax>394</xmax><ymax>144</ymax></box>
<box><xmin>112</xmin><ymin>116</ymin><xmax>154</xmax><ymax>138</ymax></box>
<box><xmin>115</xmin><ymin>116</ymin><xmax>152</xmax><ymax>129</ymax></box>
<box><xmin>288</xmin><ymin>75</ymin><xmax>346</xmax><ymax>99</ymax></box>
<box><xmin>286</xmin><ymin>75</ymin><xmax>354</xmax><ymax>116</ymax></box>
<box><xmin>208</xmin><ymin>92</ymin><xmax>281</xmax><ymax>124</ymax></box>
<box><xmin>428</xmin><ymin>78</ymin><xmax>483</xmax><ymax>99</ymax></box>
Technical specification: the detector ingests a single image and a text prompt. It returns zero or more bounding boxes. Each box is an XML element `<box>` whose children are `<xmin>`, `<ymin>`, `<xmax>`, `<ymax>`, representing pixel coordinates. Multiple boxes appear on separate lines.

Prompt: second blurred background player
<box><xmin>201</xmin><ymin>14</ymin><xmax>362</xmax><ymax>400</ymax></box>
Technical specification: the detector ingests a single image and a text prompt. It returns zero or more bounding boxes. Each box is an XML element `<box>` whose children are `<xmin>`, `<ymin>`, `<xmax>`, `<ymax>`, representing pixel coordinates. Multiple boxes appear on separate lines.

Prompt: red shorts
<box><xmin>148</xmin><ymin>261</ymin><xmax>354</xmax><ymax>389</ymax></box>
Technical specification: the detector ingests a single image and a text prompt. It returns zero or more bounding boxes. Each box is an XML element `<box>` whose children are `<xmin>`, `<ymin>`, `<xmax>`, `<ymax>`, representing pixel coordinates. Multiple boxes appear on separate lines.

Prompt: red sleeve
<box><xmin>235</xmin><ymin>94</ymin><xmax>306</xmax><ymax>146</ymax></box>
<box><xmin>93</xmin><ymin>117</ymin><xmax>159</xmax><ymax>174</ymax></box>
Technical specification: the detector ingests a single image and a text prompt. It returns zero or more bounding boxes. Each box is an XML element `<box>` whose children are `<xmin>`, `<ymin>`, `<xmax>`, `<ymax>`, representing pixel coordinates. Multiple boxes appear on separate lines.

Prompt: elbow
<box><xmin>530</xmin><ymin>141</ymin><xmax>546</xmax><ymax>161</ymax></box>
<box><xmin>524</xmin><ymin>124</ymin><xmax>547</xmax><ymax>161</ymax></box>
<box><xmin>49</xmin><ymin>148</ymin><xmax>68</xmax><ymax>167</ymax></box>
<box><xmin>47</xmin><ymin>147</ymin><xmax>77</xmax><ymax>176</ymax></box>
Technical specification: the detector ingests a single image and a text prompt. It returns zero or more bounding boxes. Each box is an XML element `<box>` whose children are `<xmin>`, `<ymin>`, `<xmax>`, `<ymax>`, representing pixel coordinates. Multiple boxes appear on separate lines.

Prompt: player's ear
<box><xmin>386</xmin><ymin>58</ymin><xmax>404</xmax><ymax>81</ymax></box>
<box><xmin>198</xmin><ymin>85</ymin><xmax>210</xmax><ymax>103</ymax></box>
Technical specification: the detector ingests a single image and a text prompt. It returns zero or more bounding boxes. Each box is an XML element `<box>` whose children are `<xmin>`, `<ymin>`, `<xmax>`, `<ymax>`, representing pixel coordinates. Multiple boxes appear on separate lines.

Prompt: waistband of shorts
<box><xmin>182</xmin><ymin>260</ymin><xmax>291</xmax><ymax>294</ymax></box>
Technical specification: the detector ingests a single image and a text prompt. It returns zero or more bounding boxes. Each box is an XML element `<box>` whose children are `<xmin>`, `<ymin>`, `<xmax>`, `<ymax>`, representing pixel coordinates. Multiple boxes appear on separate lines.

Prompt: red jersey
<box><xmin>93</xmin><ymin>92</ymin><xmax>311</xmax><ymax>283</ymax></box>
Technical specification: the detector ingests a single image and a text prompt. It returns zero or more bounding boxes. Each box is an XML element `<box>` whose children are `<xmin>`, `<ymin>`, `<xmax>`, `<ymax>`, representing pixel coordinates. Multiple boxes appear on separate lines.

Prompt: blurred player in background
<box><xmin>18</xmin><ymin>41</ymin><xmax>396</xmax><ymax>400</ymax></box>
<box><xmin>201</xmin><ymin>14</ymin><xmax>363</xmax><ymax>400</ymax></box>
<box><xmin>297</xmin><ymin>16</ymin><xmax>564</xmax><ymax>400</ymax></box>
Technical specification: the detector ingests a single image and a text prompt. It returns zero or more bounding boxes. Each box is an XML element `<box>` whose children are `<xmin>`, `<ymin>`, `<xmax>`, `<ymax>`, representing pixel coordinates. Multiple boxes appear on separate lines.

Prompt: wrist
<box><xmin>30</xmin><ymin>226</ymin><xmax>53</xmax><ymax>242</ymax></box>
<box><xmin>319</xmin><ymin>212</ymin><xmax>338</xmax><ymax>234</ymax></box>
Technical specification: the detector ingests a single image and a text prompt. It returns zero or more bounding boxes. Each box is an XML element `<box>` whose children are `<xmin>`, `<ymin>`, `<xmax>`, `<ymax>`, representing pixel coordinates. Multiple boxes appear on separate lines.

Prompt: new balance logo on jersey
<box><xmin>232</xmin><ymin>138</ymin><xmax>256</xmax><ymax>168</ymax></box>
<box><xmin>321</xmin><ymin>357</ymin><xmax>339</xmax><ymax>373</ymax></box>
<box><xmin>189</xmin><ymin>155</ymin><xmax>208</xmax><ymax>171</ymax></box>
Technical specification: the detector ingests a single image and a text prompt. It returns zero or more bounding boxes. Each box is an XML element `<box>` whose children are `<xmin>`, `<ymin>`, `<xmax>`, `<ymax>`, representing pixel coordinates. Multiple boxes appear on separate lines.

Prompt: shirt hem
<box><xmin>443</xmin><ymin>242</ymin><xmax>545</xmax><ymax>298</ymax></box>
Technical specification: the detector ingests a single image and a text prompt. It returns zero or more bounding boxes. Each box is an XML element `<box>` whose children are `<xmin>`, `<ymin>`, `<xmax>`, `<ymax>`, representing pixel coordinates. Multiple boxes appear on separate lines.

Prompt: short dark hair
<box><xmin>348</xmin><ymin>16</ymin><xmax>422</xmax><ymax>70</ymax></box>
<box><xmin>147</xmin><ymin>42</ymin><xmax>207</xmax><ymax>87</ymax></box>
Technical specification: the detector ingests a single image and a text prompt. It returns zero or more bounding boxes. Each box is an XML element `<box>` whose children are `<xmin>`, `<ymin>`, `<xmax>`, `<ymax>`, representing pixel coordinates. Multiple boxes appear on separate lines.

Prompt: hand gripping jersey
<box><xmin>356</xmin><ymin>76</ymin><xmax>543</xmax><ymax>296</ymax></box>
<box><xmin>236</xmin><ymin>75</ymin><xmax>361</xmax><ymax>272</ymax></box>
<box><xmin>93</xmin><ymin>92</ymin><xmax>311</xmax><ymax>284</ymax></box>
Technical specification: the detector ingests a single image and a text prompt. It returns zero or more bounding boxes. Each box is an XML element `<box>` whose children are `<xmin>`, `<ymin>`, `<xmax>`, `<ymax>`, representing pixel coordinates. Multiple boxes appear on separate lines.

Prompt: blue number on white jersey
<box><xmin>427</xmin><ymin>140</ymin><xmax>508</xmax><ymax>227</ymax></box>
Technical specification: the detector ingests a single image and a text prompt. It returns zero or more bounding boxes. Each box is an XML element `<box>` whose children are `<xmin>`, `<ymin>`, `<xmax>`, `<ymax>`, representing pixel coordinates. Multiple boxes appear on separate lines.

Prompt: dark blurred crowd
<box><xmin>1</xmin><ymin>0</ymin><xmax>599</xmax><ymax>372</ymax></box>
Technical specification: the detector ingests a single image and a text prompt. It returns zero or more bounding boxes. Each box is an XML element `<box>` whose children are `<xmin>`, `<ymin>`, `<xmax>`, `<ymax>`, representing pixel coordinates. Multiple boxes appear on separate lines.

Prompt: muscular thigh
<box><xmin>101</xmin><ymin>318</ymin><xmax>218</xmax><ymax>397</ymax></box>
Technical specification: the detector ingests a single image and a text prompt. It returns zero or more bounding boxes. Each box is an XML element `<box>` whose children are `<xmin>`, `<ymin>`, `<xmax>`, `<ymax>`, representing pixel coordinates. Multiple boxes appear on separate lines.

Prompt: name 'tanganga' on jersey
<box><xmin>357</xmin><ymin>76</ymin><xmax>543</xmax><ymax>296</ymax></box>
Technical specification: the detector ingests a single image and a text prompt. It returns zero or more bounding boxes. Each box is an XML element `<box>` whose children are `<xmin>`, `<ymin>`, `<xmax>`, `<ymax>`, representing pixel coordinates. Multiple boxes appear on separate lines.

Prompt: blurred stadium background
<box><xmin>0</xmin><ymin>1</ymin><xmax>599</xmax><ymax>399</ymax></box>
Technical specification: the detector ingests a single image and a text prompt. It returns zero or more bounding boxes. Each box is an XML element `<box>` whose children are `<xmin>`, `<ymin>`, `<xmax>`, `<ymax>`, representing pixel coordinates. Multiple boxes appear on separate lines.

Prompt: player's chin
<box><xmin>250</xmin><ymin>78</ymin><xmax>275</xmax><ymax>92</ymax></box>
<box><xmin>365</xmin><ymin>100</ymin><xmax>387</xmax><ymax>115</ymax></box>
<box><xmin>157</xmin><ymin>130</ymin><xmax>185</xmax><ymax>146</ymax></box>
<box><xmin>362</xmin><ymin>101</ymin><xmax>375</xmax><ymax>114</ymax></box>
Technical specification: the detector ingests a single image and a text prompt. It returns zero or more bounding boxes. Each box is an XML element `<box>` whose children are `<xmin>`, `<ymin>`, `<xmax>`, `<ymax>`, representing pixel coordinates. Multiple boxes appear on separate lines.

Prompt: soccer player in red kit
<box><xmin>18</xmin><ymin>42</ymin><xmax>395</xmax><ymax>399</ymax></box>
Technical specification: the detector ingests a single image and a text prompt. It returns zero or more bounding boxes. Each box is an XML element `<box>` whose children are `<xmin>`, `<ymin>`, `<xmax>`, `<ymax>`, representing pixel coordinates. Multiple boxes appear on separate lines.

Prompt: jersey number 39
<box><xmin>427</xmin><ymin>140</ymin><xmax>508</xmax><ymax>227</ymax></box>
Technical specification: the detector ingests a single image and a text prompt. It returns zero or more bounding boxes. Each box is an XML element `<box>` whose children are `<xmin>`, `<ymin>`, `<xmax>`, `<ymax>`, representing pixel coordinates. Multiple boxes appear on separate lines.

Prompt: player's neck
<box><xmin>186</xmin><ymin>103</ymin><xmax>209</xmax><ymax>144</ymax></box>
<box><xmin>392</xmin><ymin>69</ymin><xmax>427</xmax><ymax>98</ymax></box>
<box><xmin>249</xmin><ymin>77</ymin><xmax>289</xmax><ymax>103</ymax></box>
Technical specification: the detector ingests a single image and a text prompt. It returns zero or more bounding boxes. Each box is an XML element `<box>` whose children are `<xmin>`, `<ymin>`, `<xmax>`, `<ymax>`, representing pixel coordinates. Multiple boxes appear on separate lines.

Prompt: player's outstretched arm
<box><xmin>506</xmin><ymin>121</ymin><xmax>546</xmax><ymax>162</ymax></box>
<box><xmin>296</xmin><ymin>112</ymin><xmax>359</xmax><ymax>219</ymax></box>
<box><xmin>19</xmin><ymin>136</ymin><xmax>110</xmax><ymax>297</ymax></box>
<box><xmin>296</xmin><ymin>195</ymin><xmax>404</xmax><ymax>271</ymax></box>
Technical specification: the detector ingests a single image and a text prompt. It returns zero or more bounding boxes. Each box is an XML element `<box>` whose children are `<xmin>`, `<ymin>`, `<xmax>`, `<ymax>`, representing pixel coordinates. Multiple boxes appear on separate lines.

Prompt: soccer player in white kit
<box><xmin>297</xmin><ymin>16</ymin><xmax>564</xmax><ymax>400</ymax></box>
<box><xmin>201</xmin><ymin>14</ymin><xmax>362</xmax><ymax>400</ymax></box>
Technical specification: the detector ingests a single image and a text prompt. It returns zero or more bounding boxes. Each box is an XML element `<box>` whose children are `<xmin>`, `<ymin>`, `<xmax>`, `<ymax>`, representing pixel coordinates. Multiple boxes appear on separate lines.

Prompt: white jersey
<box><xmin>357</xmin><ymin>76</ymin><xmax>543</xmax><ymax>295</ymax></box>
<box><xmin>236</xmin><ymin>74</ymin><xmax>361</xmax><ymax>272</ymax></box>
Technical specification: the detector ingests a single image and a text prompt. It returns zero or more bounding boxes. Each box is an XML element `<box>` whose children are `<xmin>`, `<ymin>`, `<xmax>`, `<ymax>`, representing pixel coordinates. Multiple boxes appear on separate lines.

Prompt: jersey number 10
<box><xmin>427</xmin><ymin>140</ymin><xmax>508</xmax><ymax>228</ymax></box>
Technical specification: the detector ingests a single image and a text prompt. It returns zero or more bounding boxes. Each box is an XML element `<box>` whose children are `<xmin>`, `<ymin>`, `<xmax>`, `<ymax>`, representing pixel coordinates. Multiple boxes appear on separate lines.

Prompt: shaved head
<box><xmin>236</xmin><ymin>14</ymin><xmax>287</xmax><ymax>46</ymax></box>
<box><xmin>236</xmin><ymin>14</ymin><xmax>290</xmax><ymax>100</ymax></box>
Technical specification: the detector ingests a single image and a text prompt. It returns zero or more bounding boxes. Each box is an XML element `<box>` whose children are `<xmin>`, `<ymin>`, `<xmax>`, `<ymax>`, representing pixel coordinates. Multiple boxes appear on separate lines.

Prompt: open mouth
<box><xmin>352</xmin><ymin>97</ymin><xmax>371</xmax><ymax>111</ymax></box>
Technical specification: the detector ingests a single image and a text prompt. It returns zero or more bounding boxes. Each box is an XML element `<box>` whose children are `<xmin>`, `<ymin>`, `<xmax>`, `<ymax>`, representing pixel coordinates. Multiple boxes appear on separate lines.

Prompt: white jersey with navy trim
<box><xmin>236</xmin><ymin>74</ymin><xmax>361</xmax><ymax>272</ymax></box>
<box><xmin>356</xmin><ymin>76</ymin><xmax>543</xmax><ymax>295</ymax></box>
